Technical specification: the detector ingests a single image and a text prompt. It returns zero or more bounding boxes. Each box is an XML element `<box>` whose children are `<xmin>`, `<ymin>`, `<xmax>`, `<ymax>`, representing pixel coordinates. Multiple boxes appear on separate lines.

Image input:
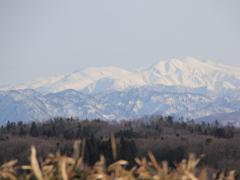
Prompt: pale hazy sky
<box><xmin>1</xmin><ymin>1</ymin><xmax>240</xmax><ymax>86</ymax></box>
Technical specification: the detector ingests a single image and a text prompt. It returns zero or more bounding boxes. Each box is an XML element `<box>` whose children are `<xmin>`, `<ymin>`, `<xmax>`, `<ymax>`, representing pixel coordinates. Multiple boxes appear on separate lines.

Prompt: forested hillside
<box><xmin>0</xmin><ymin>116</ymin><xmax>239</xmax><ymax>178</ymax></box>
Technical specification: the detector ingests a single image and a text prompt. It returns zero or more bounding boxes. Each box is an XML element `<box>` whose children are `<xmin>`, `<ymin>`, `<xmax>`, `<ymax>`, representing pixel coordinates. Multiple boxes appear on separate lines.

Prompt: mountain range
<box><xmin>1</xmin><ymin>57</ymin><xmax>240</xmax><ymax>126</ymax></box>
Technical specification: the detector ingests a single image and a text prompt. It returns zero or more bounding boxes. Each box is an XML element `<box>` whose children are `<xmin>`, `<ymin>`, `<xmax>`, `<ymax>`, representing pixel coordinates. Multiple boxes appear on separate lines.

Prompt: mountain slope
<box><xmin>1</xmin><ymin>57</ymin><xmax>240</xmax><ymax>126</ymax></box>
<box><xmin>1</xmin><ymin>86</ymin><xmax>240</xmax><ymax>126</ymax></box>
<box><xmin>0</xmin><ymin>89</ymin><xmax>51</xmax><ymax>124</ymax></box>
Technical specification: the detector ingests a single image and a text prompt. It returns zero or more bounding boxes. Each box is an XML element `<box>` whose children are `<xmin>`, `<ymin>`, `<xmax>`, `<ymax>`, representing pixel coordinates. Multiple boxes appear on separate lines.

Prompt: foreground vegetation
<box><xmin>0</xmin><ymin>138</ymin><xmax>235</xmax><ymax>180</ymax></box>
<box><xmin>0</xmin><ymin>116</ymin><xmax>239</xmax><ymax>179</ymax></box>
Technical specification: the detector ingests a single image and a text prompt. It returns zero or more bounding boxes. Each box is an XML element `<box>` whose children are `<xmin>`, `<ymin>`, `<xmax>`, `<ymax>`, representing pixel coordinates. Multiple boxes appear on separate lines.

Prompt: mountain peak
<box><xmin>144</xmin><ymin>57</ymin><xmax>203</xmax><ymax>75</ymax></box>
<box><xmin>148</xmin><ymin>57</ymin><xmax>201</xmax><ymax>68</ymax></box>
<box><xmin>180</xmin><ymin>57</ymin><xmax>201</xmax><ymax>63</ymax></box>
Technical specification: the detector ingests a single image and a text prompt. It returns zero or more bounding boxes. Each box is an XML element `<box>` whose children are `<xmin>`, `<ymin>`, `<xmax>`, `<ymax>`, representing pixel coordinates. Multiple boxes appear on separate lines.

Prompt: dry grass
<box><xmin>0</xmin><ymin>136</ymin><xmax>236</xmax><ymax>180</ymax></box>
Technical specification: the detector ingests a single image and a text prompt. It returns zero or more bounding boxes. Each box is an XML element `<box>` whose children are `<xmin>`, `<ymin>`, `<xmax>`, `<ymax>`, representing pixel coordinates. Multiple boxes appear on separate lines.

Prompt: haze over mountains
<box><xmin>1</xmin><ymin>57</ymin><xmax>240</xmax><ymax>126</ymax></box>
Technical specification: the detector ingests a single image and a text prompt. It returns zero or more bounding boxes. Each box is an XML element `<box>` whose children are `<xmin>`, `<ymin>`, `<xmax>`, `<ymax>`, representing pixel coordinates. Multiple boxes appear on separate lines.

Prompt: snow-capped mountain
<box><xmin>2</xmin><ymin>57</ymin><xmax>240</xmax><ymax>94</ymax></box>
<box><xmin>1</xmin><ymin>57</ymin><xmax>240</xmax><ymax>126</ymax></box>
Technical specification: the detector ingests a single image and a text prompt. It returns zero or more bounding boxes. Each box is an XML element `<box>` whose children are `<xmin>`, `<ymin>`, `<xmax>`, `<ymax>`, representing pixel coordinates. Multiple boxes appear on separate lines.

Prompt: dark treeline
<box><xmin>1</xmin><ymin>116</ymin><xmax>235</xmax><ymax>139</ymax></box>
<box><xmin>0</xmin><ymin>115</ymin><xmax>239</xmax><ymax>176</ymax></box>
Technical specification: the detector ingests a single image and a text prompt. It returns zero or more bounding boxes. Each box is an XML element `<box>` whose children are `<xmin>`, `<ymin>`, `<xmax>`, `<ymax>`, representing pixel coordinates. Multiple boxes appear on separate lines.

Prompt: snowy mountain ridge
<box><xmin>1</xmin><ymin>57</ymin><xmax>240</xmax><ymax>94</ymax></box>
<box><xmin>1</xmin><ymin>57</ymin><xmax>240</xmax><ymax>126</ymax></box>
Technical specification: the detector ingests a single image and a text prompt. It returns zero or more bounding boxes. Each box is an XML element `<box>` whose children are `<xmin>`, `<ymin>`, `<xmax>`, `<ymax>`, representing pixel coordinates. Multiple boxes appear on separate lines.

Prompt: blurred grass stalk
<box><xmin>0</xmin><ymin>133</ymin><xmax>236</xmax><ymax>180</ymax></box>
